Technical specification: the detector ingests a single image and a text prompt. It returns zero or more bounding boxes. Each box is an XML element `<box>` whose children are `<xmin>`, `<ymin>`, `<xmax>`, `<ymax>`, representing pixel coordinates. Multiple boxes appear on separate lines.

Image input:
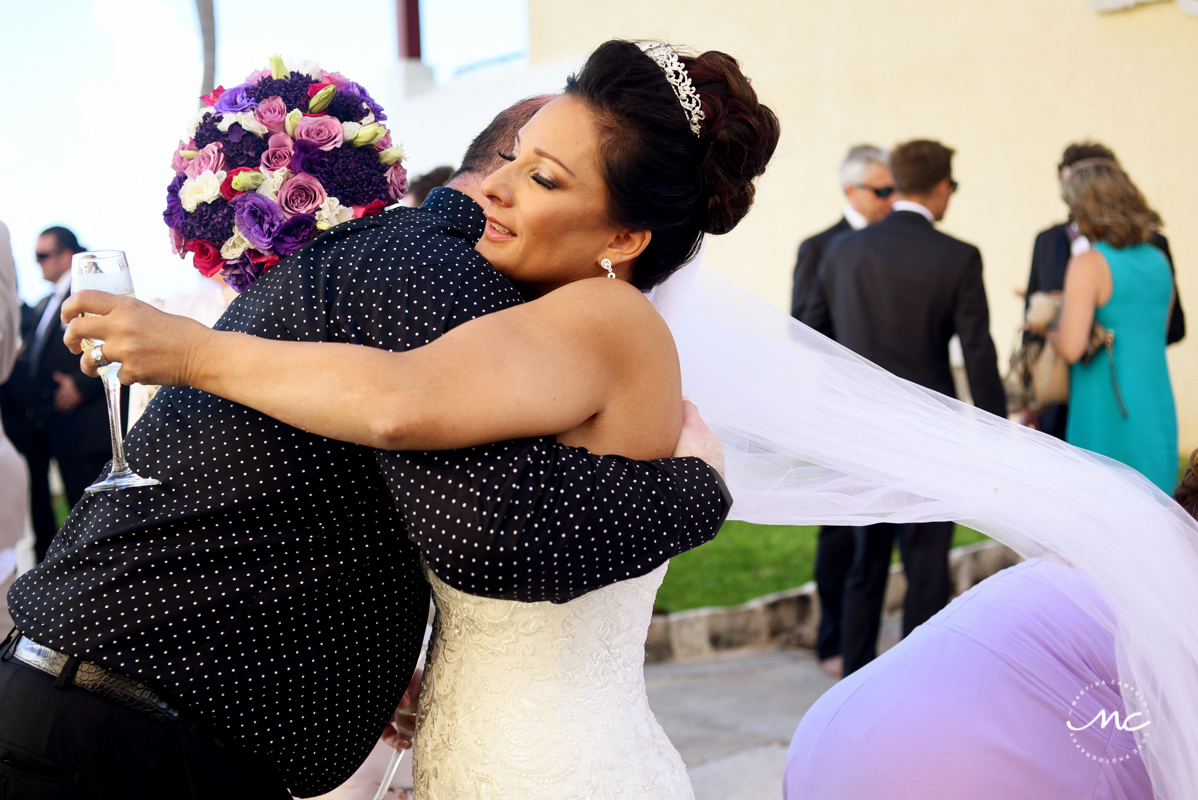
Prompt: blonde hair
<box><xmin>1062</xmin><ymin>158</ymin><xmax>1161</xmax><ymax>248</ymax></box>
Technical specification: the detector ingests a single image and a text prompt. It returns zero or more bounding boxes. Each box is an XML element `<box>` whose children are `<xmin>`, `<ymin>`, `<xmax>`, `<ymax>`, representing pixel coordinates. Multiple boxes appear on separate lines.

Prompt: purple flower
<box><xmin>272</xmin><ymin>214</ymin><xmax>317</xmax><ymax>257</ymax></box>
<box><xmin>233</xmin><ymin>192</ymin><xmax>285</xmax><ymax>251</ymax></box>
<box><xmin>177</xmin><ymin>199</ymin><xmax>236</xmax><ymax>246</ymax></box>
<box><xmin>220</xmin><ymin>253</ymin><xmax>263</xmax><ymax>293</ymax></box>
<box><xmin>163</xmin><ymin>173</ymin><xmax>187</xmax><ymax>229</ymax></box>
<box><xmin>214</xmin><ymin>83</ymin><xmax>257</xmax><ymax>114</ymax></box>
<box><xmin>246</xmin><ymin>72</ymin><xmax>313</xmax><ymax>112</ymax></box>
<box><xmin>337</xmin><ymin>82</ymin><xmax>386</xmax><ymax>122</ymax></box>
<box><xmin>318</xmin><ymin>144</ymin><xmax>389</xmax><ymax>207</ymax></box>
<box><xmin>194</xmin><ymin>112</ymin><xmax>224</xmax><ymax>150</ymax></box>
<box><xmin>220</xmin><ymin>124</ymin><xmax>271</xmax><ymax>169</ymax></box>
<box><xmin>291</xmin><ymin>139</ymin><xmax>329</xmax><ymax>176</ymax></box>
<box><xmin>386</xmin><ymin>162</ymin><xmax>408</xmax><ymax>202</ymax></box>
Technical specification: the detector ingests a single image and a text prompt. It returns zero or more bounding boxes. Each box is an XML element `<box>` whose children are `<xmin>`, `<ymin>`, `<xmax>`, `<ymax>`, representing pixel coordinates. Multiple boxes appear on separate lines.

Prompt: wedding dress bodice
<box><xmin>413</xmin><ymin>562</ymin><xmax>692</xmax><ymax>799</ymax></box>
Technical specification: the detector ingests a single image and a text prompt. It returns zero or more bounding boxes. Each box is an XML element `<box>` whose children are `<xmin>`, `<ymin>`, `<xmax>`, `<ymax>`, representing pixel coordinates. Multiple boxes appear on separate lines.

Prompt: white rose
<box><xmin>217</xmin><ymin>111</ymin><xmax>268</xmax><ymax>137</ymax></box>
<box><xmin>284</xmin><ymin>58</ymin><xmax>322</xmax><ymax>80</ymax></box>
<box><xmin>178</xmin><ymin>170</ymin><xmax>226</xmax><ymax>212</ymax></box>
<box><xmin>315</xmin><ymin>196</ymin><xmax>354</xmax><ymax>230</ymax></box>
<box><xmin>378</xmin><ymin>144</ymin><xmax>405</xmax><ymax>166</ymax></box>
<box><xmin>256</xmin><ymin>168</ymin><xmax>292</xmax><ymax>202</ymax></box>
<box><xmin>341</xmin><ymin>121</ymin><xmax>362</xmax><ymax>142</ymax></box>
<box><xmin>220</xmin><ymin>225</ymin><xmax>252</xmax><ymax>260</ymax></box>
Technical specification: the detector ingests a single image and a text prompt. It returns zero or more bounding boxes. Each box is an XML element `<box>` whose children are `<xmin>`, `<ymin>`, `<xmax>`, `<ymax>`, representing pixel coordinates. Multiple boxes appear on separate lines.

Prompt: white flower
<box><xmin>341</xmin><ymin>121</ymin><xmax>362</xmax><ymax>142</ymax></box>
<box><xmin>186</xmin><ymin>107</ymin><xmax>214</xmax><ymax>139</ymax></box>
<box><xmin>217</xmin><ymin>111</ymin><xmax>268</xmax><ymax>137</ymax></box>
<box><xmin>220</xmin><ymin>225</ymin><xmax>252</xmax><ymax>260</ymax></box>
<box><xmin>284</xmin><ymin>58</ymin><xmax>323</xmax><ymax>80</ymax></box>
<box><xmin>360</xmin><ymin>111</ymin><xmax>376</xmax><ymax>126</ymax></box>
<box><xmin>285</xmin><ymin>109</ymin><xmax>302</xmax><ymax>139</ymax></box>
<box><xmin>178</xmin><ymin>170</ymin><xmax>226</xmax><ymax>212</ymax></box>
<box><xmin>256</xmin><ymin>167</ymin><xmax>292</xmax><ymax>202</ymax></box>
<box><xmin>315</xmin><ymin>196</ymin><xmax>354</xmax><ymax>230</ymax></box>
<box><xmin>378</xmin><ymin>144</ymin><xmax>405</xmax><ymax>166</ymax></box>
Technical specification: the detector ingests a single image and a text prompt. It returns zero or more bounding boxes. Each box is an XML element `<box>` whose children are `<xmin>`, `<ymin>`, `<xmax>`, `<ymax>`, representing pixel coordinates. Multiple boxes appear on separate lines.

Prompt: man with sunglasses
<box><xmin>0</xmin><ymin>226</ymin><xmax>117</xmax><ymax>563</ymax></box>
<box><xmin>790</xmin><ymin>144</ymin><xmax>894</xmax><ymax>680</ymax></box>
<box><xmin>791</xmin><ymin>145</ymin><xmax>895</xmax><ymax>338</ymax></box>
<box><xmin>804</xmin><ymin>139</ymin><xmax>1006</xmax><ymax>677</ymax></box>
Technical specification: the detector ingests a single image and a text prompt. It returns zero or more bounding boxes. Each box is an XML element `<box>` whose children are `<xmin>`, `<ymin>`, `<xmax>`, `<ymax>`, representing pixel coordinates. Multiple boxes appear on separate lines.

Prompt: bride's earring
<box><xmin>600</xmin><ymin>258</ymin><xmax>616</xmax><ymax>279</ymax></box>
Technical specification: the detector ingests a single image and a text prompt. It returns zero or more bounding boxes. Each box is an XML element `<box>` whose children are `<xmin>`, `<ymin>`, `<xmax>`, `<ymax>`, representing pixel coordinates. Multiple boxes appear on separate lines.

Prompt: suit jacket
<box><xmin>807</xmin><ymin>210</ymin><xmax>1007</xmax><ymax>417</ymax></box>
<box><xmin>792</xmin><ymin>217</ymin><xmax>852</xmax><ymax>336</ymax></box>
<box><xmin>1026</xmin><ymin>222</ymin><xmax>1185</xmax><ymax>345</ymax></box>
<box><xmin>0</xmin><ymin>292</ymin><xmax>115</xmax><ymax>459</ymax></box>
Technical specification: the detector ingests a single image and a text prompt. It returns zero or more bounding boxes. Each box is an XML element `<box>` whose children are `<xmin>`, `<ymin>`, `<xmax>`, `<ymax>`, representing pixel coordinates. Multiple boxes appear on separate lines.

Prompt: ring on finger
<box><xmin>90</xmin><ymin>345</ymin><xmax>110</xmax><ymax>369</ymax></box>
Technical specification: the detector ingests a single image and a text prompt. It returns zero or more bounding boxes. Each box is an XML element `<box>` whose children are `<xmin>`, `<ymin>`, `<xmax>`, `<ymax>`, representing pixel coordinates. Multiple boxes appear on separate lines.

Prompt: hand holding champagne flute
<box><xmin>70</xmin><ymin>251</ymin><xmax>159</xmax><ymax>492</ymax></box>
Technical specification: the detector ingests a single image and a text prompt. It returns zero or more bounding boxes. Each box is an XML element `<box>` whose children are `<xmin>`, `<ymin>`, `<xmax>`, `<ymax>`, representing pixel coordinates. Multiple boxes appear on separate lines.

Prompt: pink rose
<box><xmin>386</xmin><ymin>162</ymin><xmax>409</xmax><ymax>202</ymax></box>
<box><xmin>321</xmin><ymin>70</ymin><xmax>351</xmax><ymax>88</ymax></box>
<box><xmin>295</xmin><ymin>115</ymin><xmax>344</xmax><ymax>152</ymax></box>
<box><xmin>170</xmin><ymin>140</ymin><xmax>191</xmax><ymax>174</ymax></box>
<box><xmin>170</xmin><ymin>227</ymin><xmax>186</xmax><ymax>257</ymax></box>
<box><xmin>373</xmin><ymin>130</ymin><xmax>393</xmax><ymax>152</ymax></box>
<box><xmin>185</xmin><ymin>142</ymin><xmax>226</xmax><ymax>179</ymax></box>
<box><xmin>254</xmin><ymin>96</ymin><xmax>289</xmax><ymax>134</ymax></box>
<box><xmin>277</xmin><ymin>173</ymin><xmax>327</xmax><ymax>218</ymax></box>
<box><xmin>260</xmin><ymin>132</ymin><xmax>294</xmax><ymax>171</ymax></box>
<box><xmin>244</xmin><ymin>68</ymin><xmax>271</xmax><ymax>84</ymax></box>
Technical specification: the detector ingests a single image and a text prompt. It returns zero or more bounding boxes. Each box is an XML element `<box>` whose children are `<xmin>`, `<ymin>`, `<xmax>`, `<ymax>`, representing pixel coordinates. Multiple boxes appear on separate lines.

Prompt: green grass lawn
<box><xmin>655</xmin><ymin>521</ymin><xmax>989</xmax><ymax>613</ymax></box>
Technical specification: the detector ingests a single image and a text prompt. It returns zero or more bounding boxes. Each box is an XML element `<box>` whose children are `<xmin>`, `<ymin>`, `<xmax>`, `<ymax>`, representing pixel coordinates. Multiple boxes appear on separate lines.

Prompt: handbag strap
<box><xmin>1101</xmin><ymin>331</ymin><xmax>1129</xmax><ymax>419</ymax></box>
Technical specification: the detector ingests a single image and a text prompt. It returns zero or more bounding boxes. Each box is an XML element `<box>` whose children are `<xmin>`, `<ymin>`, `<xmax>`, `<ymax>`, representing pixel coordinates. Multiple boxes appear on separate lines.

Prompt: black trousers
<box><xmin>813</xmin><ymin>525</ymin><xmax>854</xmax><ymax>660</ymax></box>
<box><xmin>841</xmin><ymin>521</ymin><xmax>954</xmax><ymax>676</ymax></box>
<box><xmin>23</xmin><ymin>433</ymin><xmax>108</xmax><ymax>563</ymax></box>
<box><xmin>0</xmin><ymin>656</ymin><xmax>290</xmax><ymax>799</ymax></box>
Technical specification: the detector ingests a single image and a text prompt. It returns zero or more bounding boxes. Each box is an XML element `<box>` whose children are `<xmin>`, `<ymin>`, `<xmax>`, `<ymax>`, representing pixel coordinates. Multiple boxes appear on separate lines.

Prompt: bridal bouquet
<box><xmin>163</xmin><ymin>56</ymin><xmax>407</xmax><ymax>291</ymax></box>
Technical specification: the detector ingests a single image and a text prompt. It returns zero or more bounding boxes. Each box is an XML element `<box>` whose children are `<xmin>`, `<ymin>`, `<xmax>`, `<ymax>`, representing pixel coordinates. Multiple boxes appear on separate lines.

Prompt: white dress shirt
<box><xmin>891</xmin><ymin>200</ymin><xmax>936</xmax><ymax>223</ymax></box>
<box><xmin>843</xmin><ymin>202</ymin><xmax>869</xmax><ymax>231</ymax></box>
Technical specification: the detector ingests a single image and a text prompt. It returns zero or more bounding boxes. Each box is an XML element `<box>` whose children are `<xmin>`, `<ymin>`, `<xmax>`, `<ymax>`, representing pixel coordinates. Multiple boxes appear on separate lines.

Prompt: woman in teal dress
<box><xmin>1050</xmin><ymin>158</ymin><xmax>1178</xmax><ymax>493</ymax></box>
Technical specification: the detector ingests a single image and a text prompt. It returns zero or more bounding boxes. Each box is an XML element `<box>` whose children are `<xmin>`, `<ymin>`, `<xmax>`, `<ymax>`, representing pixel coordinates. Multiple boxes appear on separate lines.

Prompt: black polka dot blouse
<box><xmin>7</xmin><ymin>188</ymin><xmax>731</xmax><ymax>797</ymax></box>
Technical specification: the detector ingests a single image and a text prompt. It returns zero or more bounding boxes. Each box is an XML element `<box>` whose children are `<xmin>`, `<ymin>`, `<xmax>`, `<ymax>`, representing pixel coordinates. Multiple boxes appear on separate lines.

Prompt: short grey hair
<box><xmin>838</xmin><ymin>145</ymin><xmax>890</xmax><ymax>189</ymax></box>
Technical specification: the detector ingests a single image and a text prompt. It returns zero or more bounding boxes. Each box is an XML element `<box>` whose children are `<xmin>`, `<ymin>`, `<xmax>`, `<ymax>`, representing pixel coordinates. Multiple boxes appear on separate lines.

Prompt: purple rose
<box><xmin>385</xmin><ymin>162</ymin><xmax>409</xmax><ymax>202</ymax></box>
<box><xmin>163</xmin><ymin>173</ymin><xmax>187</xmax><ymax>228</ymax></box>
<box><xmin>254</xmin><ymin>96</ymin><xmax>288</xmax><ymax>133</ymax></box>
<box><xmin>233</xmin><ymin>192</ymin><xmax>285</xmax><ymax>251</ymax></box>
<box><xmin>185</xmin><ymin>142</ymin><xmax>226</xmax><ymax>179</ymax></box>
<box><xmin>214</xmin><ymin>83</ymin><xmax>257</xmax><ymax>114</ymax></box>
<box><xmin>277</xmin><ymin>173</ymin><xmax>327</xmax><ymax>218</ymax></box>
<box><xmin>261</xmin><ymin>132</ymin><xmax>294</xmax><ymax>171</ymax></box>
<box><xmin>296</xmin><ymin>115</ymin><xmax>344</xmax><ymax>152</ymax></box>
<box><xmin>220</xmin><ymin>253</ymin><xmax>263</xmax><ymax>293</ymax></box>
<box><xmin>290</xmin><ymin>139</ymin><xmax>328</xmax><ymax>176</ymax></box>
<box><xmin>339</xmin><ymin>81</ymin><xmax>386</xmax><ymax>122</ymax></box>
<box><xmin>272</xmin><ymin>214</ymin><xmax>317</xmax><ymax>257</ymax></box>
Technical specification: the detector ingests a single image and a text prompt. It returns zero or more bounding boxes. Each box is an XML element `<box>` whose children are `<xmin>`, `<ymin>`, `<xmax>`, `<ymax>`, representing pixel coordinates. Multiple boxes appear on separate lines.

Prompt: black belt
<box><xmin>2</xmin><ymin>631</ymin><xmax>223</xmax><ymax>745</ymax></box>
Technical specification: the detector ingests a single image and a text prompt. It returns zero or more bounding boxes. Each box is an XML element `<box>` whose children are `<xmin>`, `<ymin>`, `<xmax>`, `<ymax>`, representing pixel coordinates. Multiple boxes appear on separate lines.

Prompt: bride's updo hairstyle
<box><xmin>565</xmin><ymin>39</ymin><xmax>779</xmax><ymax>290</ymax></box>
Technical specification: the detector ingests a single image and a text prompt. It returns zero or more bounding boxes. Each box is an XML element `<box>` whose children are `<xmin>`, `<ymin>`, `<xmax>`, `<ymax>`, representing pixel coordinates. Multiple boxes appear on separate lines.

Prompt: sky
<box><xmin>0</xmin><ymin>0</ymin><xmax>526</xmax><ymax>304</ymax></box>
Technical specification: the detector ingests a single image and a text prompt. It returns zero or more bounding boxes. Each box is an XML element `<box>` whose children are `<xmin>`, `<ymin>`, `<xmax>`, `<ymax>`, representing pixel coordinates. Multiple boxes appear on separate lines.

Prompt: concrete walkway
<box><xmin>646</xmin><ymin>614</ymin><xmax>902</xmax><ymax>799</ymax></box>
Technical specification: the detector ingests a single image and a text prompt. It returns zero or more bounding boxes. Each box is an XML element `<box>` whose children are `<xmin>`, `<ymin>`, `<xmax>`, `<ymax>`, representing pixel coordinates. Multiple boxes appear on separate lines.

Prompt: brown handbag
<box><xmin>1005</xmin><ymin>293</ymin><xmax>1127</xmax><ymax>417</ymax></box>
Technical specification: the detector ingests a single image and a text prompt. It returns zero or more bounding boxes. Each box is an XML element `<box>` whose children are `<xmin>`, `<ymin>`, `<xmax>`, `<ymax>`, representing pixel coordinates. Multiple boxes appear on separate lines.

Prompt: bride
<box><xmin>66</xmin><ymin>40</ymin><xmax>780</xmax><ymax>798</ymax></box>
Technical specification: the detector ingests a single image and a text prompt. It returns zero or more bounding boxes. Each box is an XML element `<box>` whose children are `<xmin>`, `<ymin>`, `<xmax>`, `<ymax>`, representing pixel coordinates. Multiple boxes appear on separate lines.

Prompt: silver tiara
<box><xmin>640</xmin><ymin>42</ymin><xmax>706</xmax><ymax>137</ymax></box>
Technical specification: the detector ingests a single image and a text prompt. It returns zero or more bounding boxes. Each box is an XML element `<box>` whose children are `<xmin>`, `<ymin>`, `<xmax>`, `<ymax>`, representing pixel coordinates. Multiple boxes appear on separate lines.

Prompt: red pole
<box><xmin>396</xmin><ymin>0</ymin><xmax>421</xmax><ymax>60</ymax></box>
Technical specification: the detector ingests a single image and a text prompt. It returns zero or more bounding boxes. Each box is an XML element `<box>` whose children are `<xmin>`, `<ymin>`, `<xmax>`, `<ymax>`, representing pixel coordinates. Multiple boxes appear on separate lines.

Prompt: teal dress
<box><xmin>1066</xmin><ymin>240</ymin><xmax>1178</xmax><ymax>493</ymax></box>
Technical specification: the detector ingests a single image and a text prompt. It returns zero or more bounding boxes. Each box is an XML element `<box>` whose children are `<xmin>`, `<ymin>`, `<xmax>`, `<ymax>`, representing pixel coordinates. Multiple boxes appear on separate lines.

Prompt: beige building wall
<box><xmin>527</xmin><ymin>0</ymin><xmax>1198</xmax><ymax>451</ymax></box>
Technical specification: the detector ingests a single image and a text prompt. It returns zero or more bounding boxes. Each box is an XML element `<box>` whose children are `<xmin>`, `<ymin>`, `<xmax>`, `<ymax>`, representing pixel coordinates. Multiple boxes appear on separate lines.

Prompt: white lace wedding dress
<box><xmin>412</xmin><ymin>562</ymin><xmax>693</xmax><ymax>799</ymax></box>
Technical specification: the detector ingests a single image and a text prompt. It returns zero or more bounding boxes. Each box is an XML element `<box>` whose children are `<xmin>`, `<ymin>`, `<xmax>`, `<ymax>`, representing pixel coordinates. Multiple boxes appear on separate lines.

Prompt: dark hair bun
<box><xmin>685</xmin><ymin>51</ymin><xmax>780</xmax><ymax>236</ymax></box>
<box><xmin>566</xmin><ymin>40</ymin><xmax>779</xmax><ymax>289</ymax></box>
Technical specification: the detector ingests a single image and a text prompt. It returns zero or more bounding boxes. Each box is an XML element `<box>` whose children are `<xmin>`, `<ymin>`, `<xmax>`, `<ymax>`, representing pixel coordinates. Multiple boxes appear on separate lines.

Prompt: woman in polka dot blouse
<box><xmin>64</xmin><ymin>41</ymin><xmax>778</xmax><ymax>799</ymax></box>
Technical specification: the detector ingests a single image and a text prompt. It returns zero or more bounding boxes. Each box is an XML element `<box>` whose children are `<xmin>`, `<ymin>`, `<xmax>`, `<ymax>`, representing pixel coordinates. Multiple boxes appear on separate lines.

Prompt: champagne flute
<box><xmin>71</xmin><ymin>251</ymin><xmax>160</xmax><ymax>492</ymax></box>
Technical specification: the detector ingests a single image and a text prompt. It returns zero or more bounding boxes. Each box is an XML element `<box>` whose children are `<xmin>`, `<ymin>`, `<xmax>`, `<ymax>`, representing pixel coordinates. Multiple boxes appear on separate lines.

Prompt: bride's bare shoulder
<box><xmin>536</xmin><ymin>277</ymin><xmax>670</xmax><ymax>336</ymax></box>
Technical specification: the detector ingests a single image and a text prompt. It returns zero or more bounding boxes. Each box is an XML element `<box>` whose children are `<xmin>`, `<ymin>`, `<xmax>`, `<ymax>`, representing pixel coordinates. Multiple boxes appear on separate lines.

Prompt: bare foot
<box><xmin>819</xmin><ymin>655</ymin><xmax>843</xmax><ymax>680</ymax></box>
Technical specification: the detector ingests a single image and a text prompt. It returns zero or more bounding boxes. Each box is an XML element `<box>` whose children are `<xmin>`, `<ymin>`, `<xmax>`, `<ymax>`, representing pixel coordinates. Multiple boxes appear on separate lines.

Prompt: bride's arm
<box><xmin>64</xmin><ymin>278</ymin><xmax>671</xmax><ymax>450</ymax></box>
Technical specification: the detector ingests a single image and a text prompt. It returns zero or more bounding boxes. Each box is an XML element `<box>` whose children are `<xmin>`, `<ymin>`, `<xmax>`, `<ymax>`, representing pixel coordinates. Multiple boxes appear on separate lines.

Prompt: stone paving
<box><xmin>646</xmin><ymin>613</ymin><xmax>903</xmax><ymax>800</ymax></box>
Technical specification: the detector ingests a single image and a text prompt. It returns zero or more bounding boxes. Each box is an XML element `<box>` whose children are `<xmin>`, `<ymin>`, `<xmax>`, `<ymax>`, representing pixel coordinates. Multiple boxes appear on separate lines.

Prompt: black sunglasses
<box><xmin>857</xmin><ymin>185</ymin><xmax>895</xmax><ymax>199</ymax></box>
<box><xmin>34</xmin><ymin>250</ymin><xmax>60</xmax><ymax>261</ymax></box>
<box><xmin>949</xmin><ymin>179</ymin><xmax>959</xmax><ymax>193</ymax></box>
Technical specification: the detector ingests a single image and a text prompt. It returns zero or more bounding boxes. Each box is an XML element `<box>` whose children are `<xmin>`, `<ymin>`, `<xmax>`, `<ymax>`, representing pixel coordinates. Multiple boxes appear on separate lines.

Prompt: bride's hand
<box><xmin>381</xmin><ymin>667</ymin><xmax>423</xmax><ymax>751</ymax></box>
<box><xmin>673</xmin><ymin>399</ymin><xmax>725</xmax><ymax>479</ymax></box>
<box><xmin>62</xmin><ymin>290</ymin><xmax>211</xmax><ymax>387</ymax></box>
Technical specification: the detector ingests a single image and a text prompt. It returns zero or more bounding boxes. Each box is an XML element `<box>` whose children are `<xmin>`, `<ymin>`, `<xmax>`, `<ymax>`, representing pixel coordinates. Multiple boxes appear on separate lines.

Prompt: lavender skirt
<box><xmin>784</xmin><ymin>558</ymin><xmax>1153</xmax><ymax>799</ymax></box>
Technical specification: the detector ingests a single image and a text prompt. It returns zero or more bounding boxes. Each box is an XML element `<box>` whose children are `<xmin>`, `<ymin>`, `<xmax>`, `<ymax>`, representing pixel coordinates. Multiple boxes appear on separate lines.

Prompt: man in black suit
<box><xmin>0</xmin><ymin>226</ymin><xmax>119</xmax><ymax>562</ymax></box>
<box><xmin>791</xmin><ymin>144</ymin><xmax>895</xmax><ymax>678</ymax></box>
<box><xmin>1024</xmin><ymin>141</ymin><xmax>1186</xmax><ymax>439</ymax></box>
<box><xmin>807</xmin><ymin>139</ymin><xmax>1006</xmax><ymax>675</ymax></box>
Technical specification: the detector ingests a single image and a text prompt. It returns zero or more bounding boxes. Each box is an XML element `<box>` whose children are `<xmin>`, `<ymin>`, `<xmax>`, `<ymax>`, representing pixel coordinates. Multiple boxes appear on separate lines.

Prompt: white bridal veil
<box><xmin>649</xmin><ymin>246</ymin><xmax>1198</xmax><ymax>800</ymax></box>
